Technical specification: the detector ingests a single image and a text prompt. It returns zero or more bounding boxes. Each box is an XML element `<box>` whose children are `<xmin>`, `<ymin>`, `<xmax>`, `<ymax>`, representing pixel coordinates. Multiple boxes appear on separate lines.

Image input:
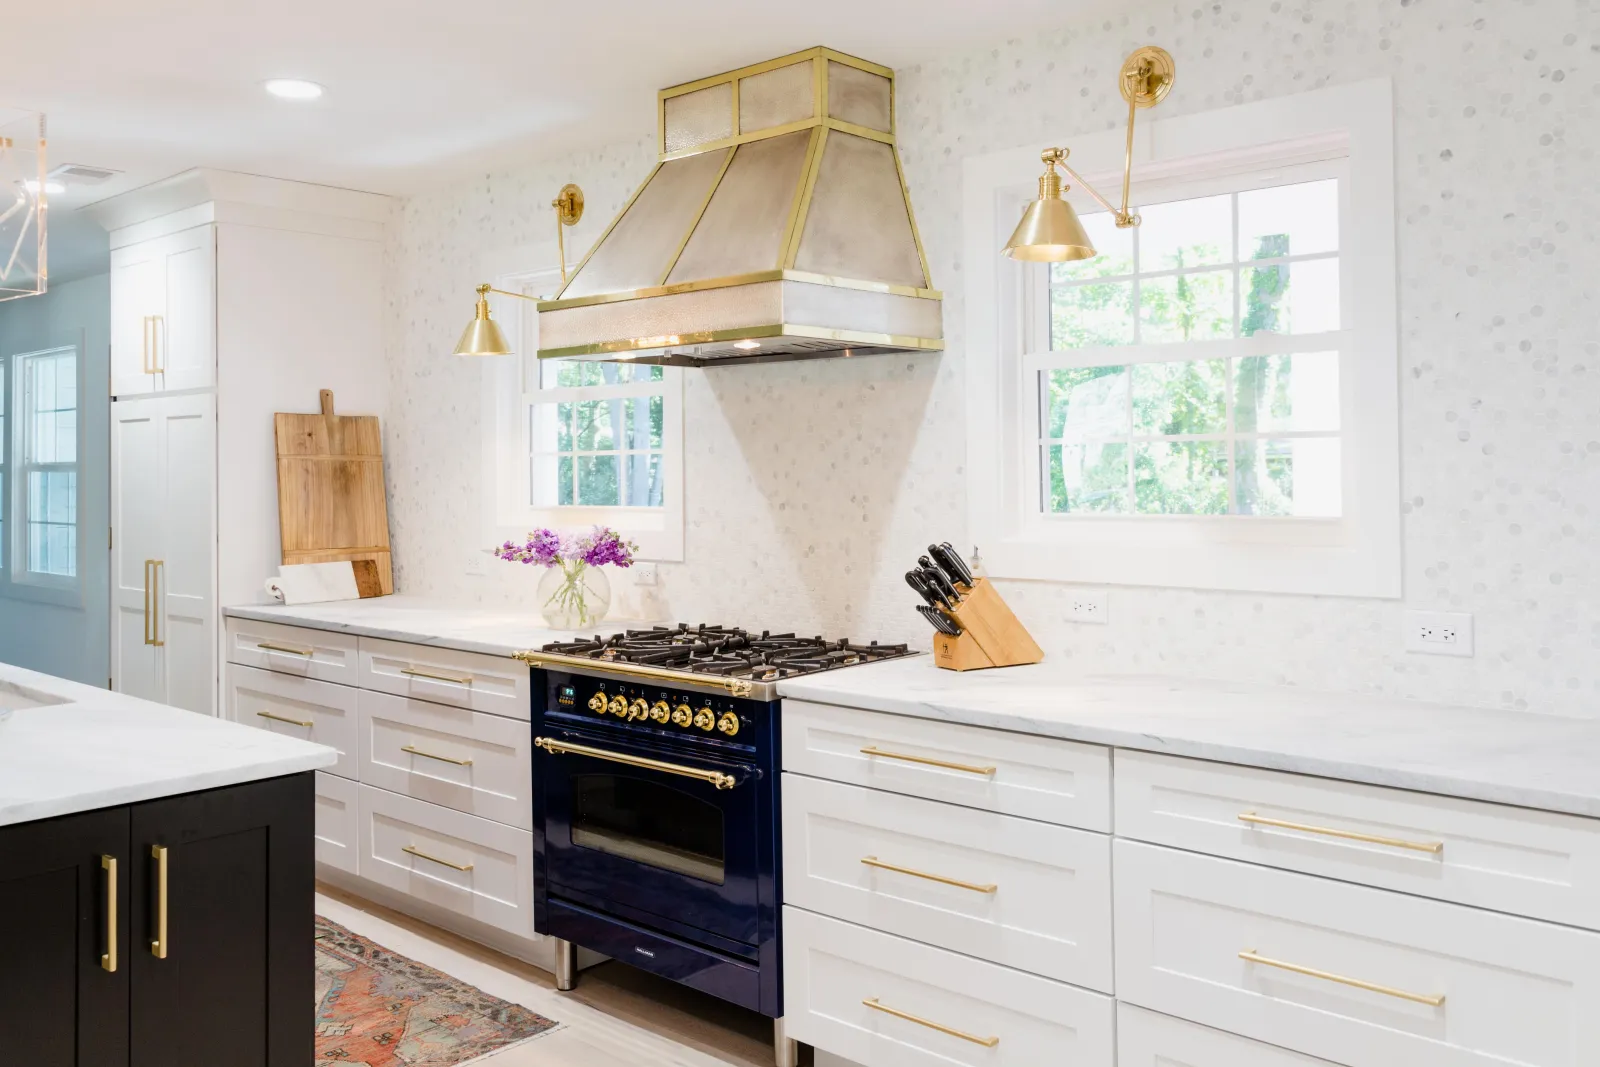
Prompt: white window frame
<box><xmin>963</xmin><ymin>79</ymin><xmax>1400</xmax><ymax>597</ymax></box>
<box><xmin>482</xmin><ymin>256</ymin><xmax>685</xmax><ymax>561</ymax></box>
<box><xmin>8</xmin><ymin>343</ymin><xmax>83</xmax><ymax>600</ymax></box>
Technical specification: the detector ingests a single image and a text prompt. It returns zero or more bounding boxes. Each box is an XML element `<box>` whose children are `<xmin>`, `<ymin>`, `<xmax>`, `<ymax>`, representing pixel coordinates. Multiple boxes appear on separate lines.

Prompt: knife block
<box><xmin>932</xmin><ymin>578</ymin><xmax>1044</xmax><ymax>671</ymax></box>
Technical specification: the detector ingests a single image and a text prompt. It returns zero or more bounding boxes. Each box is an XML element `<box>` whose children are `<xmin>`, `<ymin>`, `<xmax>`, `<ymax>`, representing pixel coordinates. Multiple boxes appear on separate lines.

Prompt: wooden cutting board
<box><xmin>274</xmin><ymin>389</ymin><xmax>392</xmax><ymax>594</ymax></box>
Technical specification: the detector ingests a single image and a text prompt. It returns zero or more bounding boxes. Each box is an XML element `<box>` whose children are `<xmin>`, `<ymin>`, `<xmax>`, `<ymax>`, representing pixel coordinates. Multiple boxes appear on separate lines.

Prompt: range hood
<box><xmin>536</xmin><ymin>48</ymin><xmax>943</xmax><ymax>367</ymax></box>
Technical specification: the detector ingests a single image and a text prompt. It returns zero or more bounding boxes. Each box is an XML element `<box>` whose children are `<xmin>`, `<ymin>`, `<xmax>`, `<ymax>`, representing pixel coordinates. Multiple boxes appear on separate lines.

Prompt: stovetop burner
<box><xmin>540</xmin><ymin>624</ymin><xmax>913</xmax><ymax>685</ymax></box>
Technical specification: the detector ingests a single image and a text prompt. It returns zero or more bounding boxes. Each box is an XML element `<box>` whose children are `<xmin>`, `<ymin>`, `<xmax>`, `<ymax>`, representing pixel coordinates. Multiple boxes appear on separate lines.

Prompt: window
<box><xmin>485</xmin><ymin>263</ymin><xmax>684</xmax><ymax>560</ymax></box>
<box><xmin>964</xmin><ymin>80</ymin><xmax>1400</xmax><ymax>596</ymax></box>
<box><xmin>15</xmin><ymin>346</ymin><xmax>78</xmax><ymax>582</ymax></box>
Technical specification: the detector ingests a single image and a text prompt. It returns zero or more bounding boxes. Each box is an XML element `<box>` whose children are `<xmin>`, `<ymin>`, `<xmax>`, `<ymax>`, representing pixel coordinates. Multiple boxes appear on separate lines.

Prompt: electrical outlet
<box><xmin>1067</xmin><ymin>588</ymin><xmax>1108</xmax><ymax>624</ymax></box>
<box><xmin>464</xmin><ymin>550</ymin><xmax>486</xmax><ymax>578</ymax></box>
<box><xmin>633</xmin><ymin>562</ymin><xmax>659</xmax><ymax>586</ymax></box>
<box><xmin>1404</xmin><ymin>610</ymin><xmax>1474</xmax><ymax>657</ymax></box>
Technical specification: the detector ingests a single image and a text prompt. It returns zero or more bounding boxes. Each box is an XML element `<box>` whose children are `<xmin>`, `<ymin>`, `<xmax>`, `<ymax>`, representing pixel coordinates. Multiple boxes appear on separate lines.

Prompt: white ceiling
<box><xmin>7</xmin><ymin>0</ymin><xmax>1104</xmax><ymax>209</ymax></box>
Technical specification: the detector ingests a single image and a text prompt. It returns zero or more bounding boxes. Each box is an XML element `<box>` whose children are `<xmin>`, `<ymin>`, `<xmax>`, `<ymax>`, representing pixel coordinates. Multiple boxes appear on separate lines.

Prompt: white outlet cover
<box><xmin>1403</xmin><ymin>609</ymin><xmax>1474</xmax><ymax>657</ymax></box>
<box><xmin>1067</xmin><ymin>588</ymin><xmax>1108</xmax><ymax>625</ymax></box>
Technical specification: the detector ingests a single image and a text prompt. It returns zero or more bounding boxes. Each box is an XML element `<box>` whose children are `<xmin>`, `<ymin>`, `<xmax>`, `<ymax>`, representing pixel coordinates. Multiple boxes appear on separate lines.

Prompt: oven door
<box><xmin>538</xmin><ymin>727</ymin><xmax>763</xmax><ymax>945</ymax></box>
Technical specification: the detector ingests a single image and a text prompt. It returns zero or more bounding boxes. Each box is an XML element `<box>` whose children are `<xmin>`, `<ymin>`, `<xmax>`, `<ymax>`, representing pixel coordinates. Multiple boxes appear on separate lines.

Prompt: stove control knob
<box><xmin>671</xmin><ymin>704</ymin><xmax>693</xmax><ymax>727</ymax></box>
<box><xmin>628</xmin><ymin>698</ymin><xmax>649</xmax><ymax>720</ymax></box>
<box><xmin>717</xmin><ymin>712</ymin><xmax>741</xmax><ymax>737</ymax></box>
<box><xmin>649</xmin><ymin>701</ymin><xmax>671</xmax><ymax>723</ymax></box>
<box><xmin>608</xmin><ymin>695</ymin><xmax>629</xmax><ymax>717</ymax></box>
<box><xmin>587</xmin><ymin>691</ymin><xmax>608</xmax><ymax>713</ymax></box>
<box><xmin>693</xmin><ymin>708</ymin><xmax>716</xmax><ymax>732</ymax></box>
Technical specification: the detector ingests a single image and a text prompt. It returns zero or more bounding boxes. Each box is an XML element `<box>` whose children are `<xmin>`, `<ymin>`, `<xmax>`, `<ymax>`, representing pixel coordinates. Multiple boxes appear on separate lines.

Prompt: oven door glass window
<box><xmin>570</xmin><ymin>774</ymin><xmax>726</xmax><ymax>885</ymax></box>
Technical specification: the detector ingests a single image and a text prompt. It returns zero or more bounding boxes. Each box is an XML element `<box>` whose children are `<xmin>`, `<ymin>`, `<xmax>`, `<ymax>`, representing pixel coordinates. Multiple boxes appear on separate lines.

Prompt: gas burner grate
<box><xmin>540</xmin><ymin>625</ymin><xmax>912</xmax><ymax>681</ymax></box>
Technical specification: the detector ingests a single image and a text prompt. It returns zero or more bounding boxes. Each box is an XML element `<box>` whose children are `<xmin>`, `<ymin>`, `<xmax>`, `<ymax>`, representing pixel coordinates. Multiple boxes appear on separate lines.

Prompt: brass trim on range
<box><xmin>861</xmin><ymin>998</ymin><xmax>999</xmax><ymax>1048</ymax></box>
<box><xmin>535</xmin><ymin>323</ymin><xmax>944</xmax><ymax>362</ymax></box>
<box><xmin>257</xmin><ymin>710</ymin><xmax>315</xmax><ymax>729</ymax></box>
<box><xmin>539</xmin><ymin>268</ymin><xmax>942</xmax><ymax>312</ymax></box>
<box><xmin>535</xmin><ymin>736</ymin><xmax>740</xmax><ymax>791</ymax></box>
<box><xmin>100</xmin><ymin>855</ymin><xmax>118</xmax><ymax>973</ymax></box>
<box><xmin>516</xmin><ymin>649</ymin><xmax>756</xmax><ymax>698</ymax></box>
<box><xmin>402</xmin><ymin>845</ymin><xmax>474</xmax><ymax>872</ymax></box>
<box><xmin>1238</xmin><ymin>950</ymin><xmax>1446</xmax><ymax>1007</ymax></box>
<box><xmin>859</xmin><ymin>746</ymin><xmax>996</xmax><ymax>776</ymax></box>
<box><xmin>149</xmin><ymin>844</ymin><xmax>169</xmax><ymax>960</ymax></box>
<box><xmin>1237</xmin><ymin>813</ymin><xmax>1444</xmax><ymax>855</ymax></box>
<box><xmin>143</xmin><ymin>560</ymin><xmax>165</xmax><ymax>647</ymax></box>
<box><xmin>256</xmin><ymin>641</ymin><xmax>314</xmax><ymax>657</ymax></box>
<box><xmin>400</xmin><ymin>666</ymin><xmax>474</xmax><ymax>686</ymax></box>
<box><xmin>860</xmin><ymin>856</ymin><xmax>997</xmax><ymax>894</ymax></box>
<box><xmin>402</xmin><ymin>744</ymin><xmax>473</xmax><ymax>767</ymax></box>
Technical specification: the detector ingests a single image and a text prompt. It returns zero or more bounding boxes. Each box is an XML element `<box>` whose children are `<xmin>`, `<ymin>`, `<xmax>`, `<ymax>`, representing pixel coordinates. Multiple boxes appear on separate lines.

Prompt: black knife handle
<box><xmin>918</xmin><ymin>557</ymin><xmax>961</xmax><ymax>602</ymax></box>
<box><xmin>932</xmin><ymin>543</ymin><xmax>975</xmax><ymax>588</ymax></box>
<box><xmin>904</xmin><ymin>571</ymin><xmax>942</xmax><ymax>610</ymax></box>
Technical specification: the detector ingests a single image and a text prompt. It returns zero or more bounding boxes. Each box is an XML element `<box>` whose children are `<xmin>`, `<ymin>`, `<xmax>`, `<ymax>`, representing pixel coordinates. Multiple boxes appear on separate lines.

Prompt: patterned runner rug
<box><xmin>315</xmin><ymin>915</ymin><xmax>560</xmax><ymax>1066</ymax></box>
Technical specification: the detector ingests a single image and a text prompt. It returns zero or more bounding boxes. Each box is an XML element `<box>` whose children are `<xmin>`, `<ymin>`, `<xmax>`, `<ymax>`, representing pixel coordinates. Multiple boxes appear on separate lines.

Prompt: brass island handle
<box><xmin>862</xmin><ymin>998</ymin><xmax>999</xmax><ymax>1047</ymax></box>
<box><xmin>149</xmin><ymin>844</ymin><xmax>169</xmax><ymax>959</ymax></box>
<box><xmin>100</xmin><ymin>855</ymin><xmax>118</xmax><ymax>973</ymax></box>
<box><xmin>1237</xmin><ymin>812</ymin><xmax>1444</xmax><ymax>855</ymax></box>
<box><xmin>1239</xmin><ymin>950</ymin><xmax>1445</xmax><ymax>1007</ymax></box>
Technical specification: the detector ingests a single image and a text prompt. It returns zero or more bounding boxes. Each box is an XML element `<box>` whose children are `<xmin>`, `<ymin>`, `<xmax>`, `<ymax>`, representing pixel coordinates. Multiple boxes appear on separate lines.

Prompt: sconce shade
<box><xmin>1003</xmin><ymin>195</ymin><xmax>1096</xmax><ymax>262</ymax></box>
<box><xmin>453</xmin><ymin>291</ymin><xmax>512</xmax><ymax>357</ymax></box>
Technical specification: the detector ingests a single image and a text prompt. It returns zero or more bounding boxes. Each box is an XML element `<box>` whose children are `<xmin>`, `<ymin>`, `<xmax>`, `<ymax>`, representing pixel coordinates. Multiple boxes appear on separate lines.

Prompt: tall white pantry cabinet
<box><xmin>99</xmin><ymin>169</ymin><xmax>390</xmax><ymax>714</ymax></box>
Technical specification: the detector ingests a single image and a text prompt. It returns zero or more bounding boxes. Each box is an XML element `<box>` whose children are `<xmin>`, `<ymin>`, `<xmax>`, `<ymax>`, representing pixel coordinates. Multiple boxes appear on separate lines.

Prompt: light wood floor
<box><xmin>317</xmin><ymin>882</ymin><xmax>811</xmax><ymax>1067</ymax></box>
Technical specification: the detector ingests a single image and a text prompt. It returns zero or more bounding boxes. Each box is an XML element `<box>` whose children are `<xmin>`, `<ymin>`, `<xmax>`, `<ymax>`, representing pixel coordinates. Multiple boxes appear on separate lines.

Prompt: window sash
<box><xmin>11</xmin><ymin>346</ymin><xmax>79</xmax><ymax>586</ymax></box>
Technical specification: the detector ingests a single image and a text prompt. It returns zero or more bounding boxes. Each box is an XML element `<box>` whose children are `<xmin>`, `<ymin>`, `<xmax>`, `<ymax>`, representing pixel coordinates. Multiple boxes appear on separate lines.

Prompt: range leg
<box><xmin>553</xmin><ymin>937</ymin><xmax>577</xmax><ymax>991</ymax></box>
<box><xmin>774</xmin><ymin>1016</ymin><xmax>799</xmax><ymax>1067</ymax></box>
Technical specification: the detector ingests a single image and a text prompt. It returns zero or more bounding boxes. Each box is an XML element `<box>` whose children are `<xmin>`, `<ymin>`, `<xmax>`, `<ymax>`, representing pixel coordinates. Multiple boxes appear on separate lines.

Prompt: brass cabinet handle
<box><xmin>100</xmin><ymin>855</ymin><xmax>118</xmax><ymax>973</ymax></box>
<box><xmin>150</xmin><ymin>314</ymin><xmax>164</xmax><ymax>373</ymax></box>
<box><xmin>517</xmin><ymin>649</ymin><xmax>756</xmax><ymax>698</ymax></box>
<box><xmin>860</xmin><ymin>856</ymin><xmax>997</xmax><ymax>894</ymax></box>
<box><xmin>1238</xmin><ymin>950</ymin><xmax>1445</xmax><ymax>1007</ymax></box>
<box><xmin>257</xmin><ymin>710</ymin><xmax>315</xmax><ymax>729</ymax></box>
<box><xmin>149</xmin><ymin>844</ymin><xmax>169</xmax><ymax>959</ymax></box>
<box><xmin>859</xmin><ymin>746</ymin><xmax>996</xmax><ymax>776</ymax></box>
<box><xmin>1238</xmin><ymin>812</ymin><xmax>1444</xmax><ymax>855</ymax></box>
<box><xmin>402</xmin><ymin>744</ymin><xmax>473</xmax><ymax>766</ymax></box>
<box><xmin>400</xmin><ymin>666</ymin><xmax>474</xmax><ymax>686</ymax></box>
<box><xmin>535</xmin><ymin>736</ymin><xmax>739</xmax><ymax>790</ymax></box>
<box><xmin>256</xmin><ymin>641</ymin><xmax>314</xmax><ymax>657</ymax></box>
<box><xmin>142</xmin><ymin>561</ymin><xmax>166</xmax><ymax>647</ymax></box>
<box><xmin>402</xmin><ymin>844</ymin><xmax>474</xmax><ymax>872</ymax></box>
<box><xmin>141</xmin><ymin>316</ymin><xmax>152</xmax><ymax>374</ymax></box>
<box><xmin>862</xmin><ymin>998</ymin><xmax>999</xmax><ymax>1047</ymax></box>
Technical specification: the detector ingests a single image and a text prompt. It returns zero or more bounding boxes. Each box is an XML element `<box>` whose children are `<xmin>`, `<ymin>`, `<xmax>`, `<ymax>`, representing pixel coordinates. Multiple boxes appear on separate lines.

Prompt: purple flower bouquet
<box><xmin>494</xmin><ymin>527</ymin><xmax>637</xmax><ymax>629</ymax></box>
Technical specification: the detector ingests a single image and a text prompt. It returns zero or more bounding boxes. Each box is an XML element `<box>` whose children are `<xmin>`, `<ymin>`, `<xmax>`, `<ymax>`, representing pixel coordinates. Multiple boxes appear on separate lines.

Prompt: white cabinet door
<box><xmin>109</xmin><ymin>241</ymin><xmax>164</xmax><ymax>396</ymax></box>
<box><xmin>156</xmin><ymin>227</ymin><xmax>216</xmax><ymax>392</ymax></box>
<box><xmin>110</xmin><ymin>398</ymin><xmax>165</xmax><ymax>700</ymax></box>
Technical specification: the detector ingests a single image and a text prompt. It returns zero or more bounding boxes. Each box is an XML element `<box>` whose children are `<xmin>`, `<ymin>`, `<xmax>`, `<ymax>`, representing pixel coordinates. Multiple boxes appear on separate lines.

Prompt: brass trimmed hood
<box><xmin>536</xmin><ymin>47</ymin><xmax>943</xmax><ymax>367</ymax></box>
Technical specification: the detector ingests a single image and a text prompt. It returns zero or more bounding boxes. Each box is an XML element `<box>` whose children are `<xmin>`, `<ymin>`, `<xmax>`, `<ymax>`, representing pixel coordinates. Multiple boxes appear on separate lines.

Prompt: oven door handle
<box><xmin>535</xmin><ymin>736</ymin><xmax>743</xmax><ymax>790</ymax></box>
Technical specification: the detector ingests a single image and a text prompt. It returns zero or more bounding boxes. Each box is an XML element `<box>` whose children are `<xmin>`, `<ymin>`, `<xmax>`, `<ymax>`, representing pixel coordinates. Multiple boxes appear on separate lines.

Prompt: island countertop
<box><xmin>777</xmin><ymin>655</ymin><xmax>1600</xmax><ymax>819</ymax></box>
<box><xmin>0</xmin><ymin>663</ymin><xmax>336</xmax><ymax>827</ymax></box>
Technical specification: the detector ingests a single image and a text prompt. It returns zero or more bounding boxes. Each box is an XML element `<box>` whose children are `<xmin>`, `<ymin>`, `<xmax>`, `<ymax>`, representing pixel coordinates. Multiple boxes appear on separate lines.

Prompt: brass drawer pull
<box><xmin>860</xmin><ymin>746</ymin><xmax>995</xmax><ymax>776</ymax></box>
<box><xmin>861</xmin><ymin>856</ymin><xmax>997</xmax><ymax>894</ymax></box>
<box><xmin>403</xmin><ymin>845</ymin><xmax>474</xmax><ymax>872</ymax></box>
<box><xmin>862</xmin><ymin>998</ymin><xmax>999</xmax><ymax>1047</ymax></box>
<box><xmin>401</xmin><ymin>666</ymin><xmax>474</xmax><ymax>686</ymax></box>
<box><xmin>149</xmin><ymin>844</ymin><xmax>169</xmax><ymax>959</ymax></box>
<box><xmin>536</xmin><ymin>736</ymin><xmax>739</xmax><ymax>790</ymax></box>
<box><xmin>257</xmin><ymin>710</ymin><xmax>315</xmax><ymax>729</ymax></box>
<box><xmin>100</xmin><ymin>855</ymin><xmax>118</xmax><ymax>973</ymax></box>
<box><xmin>257</xmin><ymin>641</ymin><xmax>314</xmax><ymax>656</ymax></box>
<box><xmin>402</xmin><ymin>744</ymin><xmax>473</xmax><ymax>767</ymax></box>
<box><xmin>1238</xmin><ymin>812</ymin><xmax>1444</xmax><ymax>855</ymax></box>
<box><xmin>1239</xmin><ymin>950</ymin><xmax>1445</xmax><ymax>1007</ymax></box>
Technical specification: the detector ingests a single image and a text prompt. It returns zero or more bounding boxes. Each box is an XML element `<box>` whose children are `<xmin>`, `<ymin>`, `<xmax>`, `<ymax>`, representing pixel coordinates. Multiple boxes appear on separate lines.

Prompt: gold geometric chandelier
<box><xmin>0</xmin><ymin>108</ymin><xmax>47</xmax><ymax>301</ymax></box>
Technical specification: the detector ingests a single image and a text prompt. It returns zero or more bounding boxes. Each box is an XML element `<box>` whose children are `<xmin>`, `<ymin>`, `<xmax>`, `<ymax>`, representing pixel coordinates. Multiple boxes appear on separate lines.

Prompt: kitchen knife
<box><xmin>904</xmin><ymin>571</ymin><xmax>943</xmax><ymax>610</ymax></box>
<box><xmin>917</xmin><ymin>604</ymin><xmax>962</xmax><ymax>636</ymax></box>
<box><xmin>918</xmin><ymin>556</ymin><xmax>962</xmax><ymax>605</ymax></box>
<box><xmin>931</xmin><ymin>542</ymin><xmax>975</xmax><ymax>588</ymax></box>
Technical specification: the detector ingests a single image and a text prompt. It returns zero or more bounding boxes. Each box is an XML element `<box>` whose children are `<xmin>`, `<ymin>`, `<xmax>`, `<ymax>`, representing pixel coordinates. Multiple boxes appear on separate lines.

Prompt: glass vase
<box><xmin>537</xmin><ymin>560</ymin><xmax>611</xmax><ymax>630</ymax></box>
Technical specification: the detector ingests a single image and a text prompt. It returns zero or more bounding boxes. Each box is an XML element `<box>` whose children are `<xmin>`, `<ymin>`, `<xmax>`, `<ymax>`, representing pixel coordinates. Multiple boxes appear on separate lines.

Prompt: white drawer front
<box><xmin>1115</xmin><ymin>750</ymin><xmax>1600</xmax><ymax>931</ymax></box>
<box><xmin>356</xmin><ymin>785</ymin><xmax>533</xmax><ymax>938</ymax></box>
<box><xmin>782</xmin><ymin>774</ymin><xmax>1112</xmax><ymax>990</ymax></box>
<box><xmin>358</xmin><ymin>637</ymin><xmax>529</xmax><ymax>720</ymax></box>
<box><xmin>783</xmin><ymin>907</ymin><xmax>1113</xmax><ymax>1067</ymax></box>
<box><xmin>782</xmin><ymin>700</ymin><xmax>1111</xmax><ymax>831</ymax></box>
<box><xmin>1117</xmin><ymin>1004</ymin><xmax>1339</xmax><ymax>1067</ymax></box>
<box><xmin>1113</xmin><ymin>840</ymin><xmax>1600</xmax><ymax>1067</ymax></box>
<box><xmin>226</xmin><ymin>663</ymin><xmax>358</xmax><ymax>779</ymax></box>
<box><xmin>225</xmin><ymin>617</ymin><xmax>360</xmax><ymax>684</ymax></box>
<box><xmin>358</xmin><ymin>689</ymin><xmax>532</xmax><ymax>830</ymax></box>
<box><xmin>314</xmin><ymin>772</ymin><xmax>359</xmax><ymax>874</ymax></box>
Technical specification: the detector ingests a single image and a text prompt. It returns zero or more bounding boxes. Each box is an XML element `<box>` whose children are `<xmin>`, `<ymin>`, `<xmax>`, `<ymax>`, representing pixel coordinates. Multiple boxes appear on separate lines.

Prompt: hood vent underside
<box><xmin>536</xmin><ymin>47</ymin><xmax>943</xmax><ymax>367</ymax></box>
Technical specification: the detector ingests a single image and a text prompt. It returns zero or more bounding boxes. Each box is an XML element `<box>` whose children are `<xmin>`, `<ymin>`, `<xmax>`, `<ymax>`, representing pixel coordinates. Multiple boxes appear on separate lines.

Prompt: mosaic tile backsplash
<box><xmin>383</xmin><ymin>0</ymin><xmax>1600</xmax><ymax>717</ymax></box>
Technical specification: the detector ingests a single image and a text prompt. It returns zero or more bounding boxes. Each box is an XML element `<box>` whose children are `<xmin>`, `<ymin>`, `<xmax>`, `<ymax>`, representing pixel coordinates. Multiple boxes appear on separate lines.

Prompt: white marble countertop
<box><xmin>0</xmin><ymin>663</ymin><xmax>336</xmax><ymax>827</ymax></box>
<box><xmin>224</xmin><ymin>596</ymin><xmax>638</xmax><ymax>658</ymax></box>
<box><xmin>778</xmin><ymin>656</ymin><xmax>1600</xmax><ymax>819</ymax></box>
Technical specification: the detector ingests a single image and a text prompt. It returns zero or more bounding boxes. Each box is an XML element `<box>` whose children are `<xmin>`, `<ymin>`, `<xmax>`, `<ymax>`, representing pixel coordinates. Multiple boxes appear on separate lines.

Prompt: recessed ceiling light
<box><xmin>264</xmin><ymin>79</ymin><xmax>324</xmax><ymax>101</ymax></box>
<box><xmin>23</xmin><ymin>179</ymin><xmax>66</xmax><ymax>195</ymax></box>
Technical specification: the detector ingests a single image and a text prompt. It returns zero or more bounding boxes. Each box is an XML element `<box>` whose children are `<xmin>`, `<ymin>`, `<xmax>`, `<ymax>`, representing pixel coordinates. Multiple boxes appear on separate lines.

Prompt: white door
<box><xmin>158</xmin><ymin>393</ymin><xmax>216</xmax><ymax>713</ymax></box>
<box><xmin>110</xmin><ymin>398</ymin><xmax>165</xmax><ymax>699</ymax></box>
<box><xmin>109</xmin><ymin>241</ymin><xmax>164</xmax><ymax>396</ymax></box>
<box><xmin>155</xmin><ymin>227</ymin><xmax>217</xmax><ymax>392</ymax></box>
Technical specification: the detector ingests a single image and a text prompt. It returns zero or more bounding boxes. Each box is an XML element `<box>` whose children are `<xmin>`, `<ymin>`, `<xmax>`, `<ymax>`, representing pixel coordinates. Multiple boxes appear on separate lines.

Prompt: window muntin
<box><xmin>16</xmin><ymin>347</ymin><xmax>78</xmax><ymax>580</ymax></box>
<box><xmin>530</xmin><ymin>361</ymin><xmax>666</xmax><ymax>509</ymax></box>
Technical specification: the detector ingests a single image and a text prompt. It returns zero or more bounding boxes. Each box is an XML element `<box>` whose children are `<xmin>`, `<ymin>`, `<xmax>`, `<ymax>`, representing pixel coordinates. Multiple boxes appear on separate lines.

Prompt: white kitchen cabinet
<box><xmin>110</xmin><ymin>393</ymin><xmax>215</xmax><ymax>713</ymax></box>
<box><xmin>109</xmin><ymin>225</ymin><xmax>216</xmax><ymax>396</ymax></box>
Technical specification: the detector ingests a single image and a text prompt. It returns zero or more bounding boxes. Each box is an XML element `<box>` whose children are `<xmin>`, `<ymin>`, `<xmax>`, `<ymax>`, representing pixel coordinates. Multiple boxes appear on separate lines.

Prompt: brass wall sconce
<box><xmin>1003</xmin><ymin>46</ymin><xmax>1175</xmax><ymax>263</ymax></box>
<box><xmin>453</xmin><ymin>183</ymin><xmax>584</xmax><ymax>357</ymax></box>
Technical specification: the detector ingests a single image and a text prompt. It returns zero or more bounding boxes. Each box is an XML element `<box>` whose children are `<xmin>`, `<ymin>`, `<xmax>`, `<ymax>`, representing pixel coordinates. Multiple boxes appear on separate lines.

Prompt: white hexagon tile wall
<box><xmin>382</xmin><ymin>0</ymin><xmax>1600</xmax><ymax>717</ymax></box>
